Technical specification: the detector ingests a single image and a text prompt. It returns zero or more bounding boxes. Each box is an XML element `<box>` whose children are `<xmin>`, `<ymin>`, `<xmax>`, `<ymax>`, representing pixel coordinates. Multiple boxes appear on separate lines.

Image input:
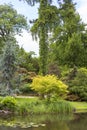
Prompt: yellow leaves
<box><xmin>31</xmin><ymin>75</ymin><xmax>68</xmax><ymax>97</ymax></box>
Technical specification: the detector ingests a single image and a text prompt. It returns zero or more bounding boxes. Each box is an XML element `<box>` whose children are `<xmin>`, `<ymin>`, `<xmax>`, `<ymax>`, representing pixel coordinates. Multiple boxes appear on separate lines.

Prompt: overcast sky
<box><xmin>0</xmin><ymin>0</ymin><xmax>87</xmax><ymax>56</ymax></box>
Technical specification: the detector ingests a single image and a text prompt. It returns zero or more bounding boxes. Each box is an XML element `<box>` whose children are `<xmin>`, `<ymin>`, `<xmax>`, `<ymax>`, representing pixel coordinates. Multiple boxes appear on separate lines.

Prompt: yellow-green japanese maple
<box><xmin>31</xmin><ymin>75</ymin><xmax>68</xmax><ymax>99</ymax></box>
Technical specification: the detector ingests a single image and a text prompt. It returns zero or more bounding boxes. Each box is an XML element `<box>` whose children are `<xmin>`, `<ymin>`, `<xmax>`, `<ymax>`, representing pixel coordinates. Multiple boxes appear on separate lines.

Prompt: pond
<box><xmin>0</xmin><ymin>113</ymin><xmax>87</xmax><ymax>130</ymax></box>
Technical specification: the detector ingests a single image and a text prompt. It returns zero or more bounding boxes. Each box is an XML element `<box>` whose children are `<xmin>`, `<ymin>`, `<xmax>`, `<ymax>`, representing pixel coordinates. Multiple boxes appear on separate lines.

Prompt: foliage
<box><xmin>47</xmin><ymin>62</ymin><xmax>61</xmax><ymax>78</ymax></box>
<box><xmin>0</xmin><ymin>96</ymin><xmax>17</xmax><ymax>111</ymax></box>
<box><xmin>2</xmin><ymin>96</ymin><xmax>87</xmax><ymax>115</ymax></box>
<box><xmin>60</xmin><ymin>65</ymin><xmax>70</xmax><ymax>78</ymax></box>
<box><xmin>0</xmin><ymin>38</ymin><xmax>18</xmax><ymax>95</ymax></box>
<box><xmin>66</xmin><ymin>66</ymin><xmax>77</xmax><ymax>81</ymax></box>
<box><xmin>47</xmin><ymin>100</ymin><xmax>73</xmax><ymax>114</ymax></box>
<box><xmin>18</xmin><ymin>48</ymin><xmax>39</xmax><ymax>73</ymax></box>
<box><xmin>0</xmin><ymin>4</ymin><xmax>28</xmax><ymax>52</ymax></box>
<box><xmin>68</xmin><ymin>68</ymin><xmax>87</xmax><ymax>101</ymax></box>
<box><xmin>64</xmin><ymin>33</ymin><xmax>83</xmax><ymax>66</ymax></box>
<box><xmin>16</xmin><ymin>97</ymin><xmax>73</xmax><ymax>115</ymax></box>
<box><xmin>19</xmin><ymin>0</ymin><xmax>40</xmax><ymax>6</ymax></box>
<box><xmin>0</xmin><ymin>4</ymin><xmax>29</xmax><ymax>95</ymax></box>
<box><xmin>22</xmin><ymin>0</ymin><xmax>60</xmax><ymax>75</ymax></box>
<box><xmin>19</xmin><ymin>0</ymin><xmax>87</xmax><ymax>72</ymax></box>
<box><xmin>0</xmin><ymin>4</ymin><xmax>28</xmax><ymax>36</ymax></box>
<box><xmin>31</xmin><ymin>75</ymin><xmax>68</xmax><ymax>100</ymax></box>
<box><xmin>49</xmin><ymin>0</ymin><xmax>87</xmax><ymax>67</ymax></box>
<box><xmin>0</xmin><ymin>85</ymin><xmax>10</xmax><ymax>96</ymax></box>
<box><xmin>19</xmin><ymin>83</ymin><xmax>34</xmax><ymax>94</ymax></box>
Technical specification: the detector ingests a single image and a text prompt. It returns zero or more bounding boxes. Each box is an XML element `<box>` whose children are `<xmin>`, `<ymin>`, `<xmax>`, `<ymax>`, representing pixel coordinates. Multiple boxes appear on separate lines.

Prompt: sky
<box><xmin>0</xmin><ymin>0</ymin><xmax>87</xmax><ymax>56</ymax></box>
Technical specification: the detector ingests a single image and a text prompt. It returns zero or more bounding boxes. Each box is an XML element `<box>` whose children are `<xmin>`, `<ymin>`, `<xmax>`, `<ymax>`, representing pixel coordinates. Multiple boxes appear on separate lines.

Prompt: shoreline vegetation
<box><xmin>0</xmin><ymin>96</ymin><xmax>87</xmax><ymax>116</ymax></box>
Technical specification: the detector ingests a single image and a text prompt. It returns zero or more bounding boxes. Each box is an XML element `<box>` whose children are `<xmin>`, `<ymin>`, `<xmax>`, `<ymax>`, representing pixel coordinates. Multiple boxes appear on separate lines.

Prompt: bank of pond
<box><xmin>0</xmin><ymin>96</ymin><xmax>87</xmax><ymax>130</ymax></box>
<box><xmin>0</xmin><ymin>96</ymin><xmax>87</xmax><ymax>115</ymax></box>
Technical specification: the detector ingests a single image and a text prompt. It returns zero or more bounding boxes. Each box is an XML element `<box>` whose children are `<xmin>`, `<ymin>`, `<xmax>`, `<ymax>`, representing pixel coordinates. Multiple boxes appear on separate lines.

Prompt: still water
<box><xmin>0</xmin><ymin>113</ymin><xmax>87</xmax><ymax>130</ymax></box>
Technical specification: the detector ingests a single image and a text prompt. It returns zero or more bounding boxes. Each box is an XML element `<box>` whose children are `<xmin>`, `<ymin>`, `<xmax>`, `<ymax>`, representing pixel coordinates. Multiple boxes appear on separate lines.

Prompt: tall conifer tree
<box><xmin>20</xmin><ymin>0</ymin><xmax>59</xmax><ymax>75</ymax></box>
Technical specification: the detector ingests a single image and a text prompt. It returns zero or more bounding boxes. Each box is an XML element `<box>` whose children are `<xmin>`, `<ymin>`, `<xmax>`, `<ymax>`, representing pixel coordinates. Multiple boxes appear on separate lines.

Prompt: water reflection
<box><xmin>0</xmin><ymin>113</ymin><xmax>87</xmax><ymax>130</ymax></box>
<box><xmin>68</xmin><ymin>113</ymin><xmax>87</xmax><ymax>130</ymax></box>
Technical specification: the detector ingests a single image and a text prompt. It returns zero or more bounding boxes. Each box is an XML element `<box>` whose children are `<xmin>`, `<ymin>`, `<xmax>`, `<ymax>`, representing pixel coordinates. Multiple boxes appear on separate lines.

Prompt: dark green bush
<box><xmin>68</xmin><ymin>68</ymin><xmax>87</xmax><ymax>101</ymax></box>
<box><xmin>19</xmin><ymin>83</ymin><xmax>34</xmax><ymax>94</ymax></box>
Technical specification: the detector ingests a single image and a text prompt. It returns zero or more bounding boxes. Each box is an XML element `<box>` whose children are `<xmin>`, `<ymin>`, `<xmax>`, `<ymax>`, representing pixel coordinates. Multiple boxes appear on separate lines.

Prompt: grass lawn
<box><xmin>69</xmin><ymin>101</ymin><xmax>87</xmax><ymax>113</ymax></box>
<box><xmin>15</xmin><ymin>96</ymin><xmax>39</xmax><ymax>104</ymax></box>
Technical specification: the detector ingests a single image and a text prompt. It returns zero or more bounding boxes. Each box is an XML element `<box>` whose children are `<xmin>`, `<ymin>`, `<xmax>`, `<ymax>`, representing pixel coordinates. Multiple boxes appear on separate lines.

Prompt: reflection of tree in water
<box><xmin>0</xmin><ymin>114</ymin><xmax>73</xmax><ymax>130</ymax></box>
<box><xmin>1</xmin><ymin>113</ymin><xmax>87</xmax><ymax>130</ymax></box>
<box><xmin>68</xmin><ymin>113</ymin><xmax>87</xmax><ymax>130</ymax></box>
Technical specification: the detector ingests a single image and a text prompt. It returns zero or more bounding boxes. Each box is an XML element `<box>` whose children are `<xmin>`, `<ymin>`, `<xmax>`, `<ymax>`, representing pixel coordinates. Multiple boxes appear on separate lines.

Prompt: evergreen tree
<box><xmin>20</xmin><ymin>0</ymin><xmax>60</xmax><ymax>75</ymax></box>
<box><xmin>64</xmin><ymin>33</ymin><xmax>83</xmax><ymax>66</ymax></box>
<box><xmin>49</xmin><ymin>0</ymin><xmax>86</xmax><ymax>67</ymax></box>
<box><xmin>0</xmin><ymin>37</ymin><xmax>18</xmax><ymax>95</ymax></box>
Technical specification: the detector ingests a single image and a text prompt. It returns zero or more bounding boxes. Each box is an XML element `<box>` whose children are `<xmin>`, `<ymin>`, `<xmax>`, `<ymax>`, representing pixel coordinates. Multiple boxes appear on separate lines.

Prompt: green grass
<box><xmin>15</xmin><ymin>98</ymin><xmax>87</xmax><ymax>114</ymax></box>
<box><xmin>0</xmin><ymin>96</ymin><xmax>73</xmax><ymax>115</ymax></box>
<box><xmin>15</xmin><ymin>97</ymin><xmax>38</xmax><ymax>104</ymax></box>
<box><xmin>69</xmin><ymin>101</ymin><xmax>87</xmax><ymax>113</ymax></box>
<box><xmin>1</xmin><ymin>96</ymin><xmax>87</xmax><ymax>114</ymax></box>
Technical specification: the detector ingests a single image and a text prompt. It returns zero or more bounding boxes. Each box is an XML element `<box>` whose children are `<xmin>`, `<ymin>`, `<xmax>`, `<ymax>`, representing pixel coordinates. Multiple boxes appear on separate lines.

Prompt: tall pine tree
<box><xmin>49</xmin><ymin>0</ymin><xmax>86</xmax><ymax>67</ymax></box>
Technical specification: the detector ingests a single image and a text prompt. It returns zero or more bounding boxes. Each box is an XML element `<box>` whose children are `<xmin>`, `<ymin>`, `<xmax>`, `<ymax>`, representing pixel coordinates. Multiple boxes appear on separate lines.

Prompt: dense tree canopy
<box><xmin>19</xmin><ymin>0</ymin><xmax>87</xmax><ymax>72</ymax></box>
<box><xmin>49</xmin><ymin>0</ymin><xmax>87</xmax><ymax>67</ymax></box>
<box><xmin>0</xmin><ymin>4</ymin><xmax>28</xmax><ymax>52</ymax></box>
<box><xmin>0</xmin><ymin>4</ymin><xmax>28</xmax><ymax>37</ymax></box>
<box><xmin>18</xmin><ymin>47</ymin><xmax>39</xmax><ymax>73</ymax></box>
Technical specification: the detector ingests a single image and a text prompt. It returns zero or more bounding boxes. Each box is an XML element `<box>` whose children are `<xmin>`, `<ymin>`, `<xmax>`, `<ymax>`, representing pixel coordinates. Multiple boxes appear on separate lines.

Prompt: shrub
<box><xmin>47</xmin><ymin>63</ymin><xmax>61</xmax><ymax>78</ymax></box>
<box><xmin>19</xmin><ymin>83</ymin><xmax>34</xmax><ymax>94</ymax></box>
<box><xmin>31</xmin><ymin>75</ymin><xmax>68</xmax><ymax>100</ymax></box>
<box><xmin>0</xmin><ymin>96</ymin><xmax>17</xmax><ymax>111</ymax></box>
<box><xmin>0</xmin><ymin>83</ymin><xmax>14</xmax><ymax>96</ymax></box>
<box><xmin>18</xmin><ymin>103</ymin><xmax>29</xmax><ymax>115</ymax></box>
<box><xmin>69</xmin><ymin>68</ymin><xmax>87</xmax><ymax>101</ymax></box>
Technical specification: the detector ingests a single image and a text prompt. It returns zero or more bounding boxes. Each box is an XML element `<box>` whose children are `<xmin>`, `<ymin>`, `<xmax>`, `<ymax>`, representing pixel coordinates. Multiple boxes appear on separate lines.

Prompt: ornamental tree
<box><xmin>31</xmin><ymin>75</ymin><xmax>68</xmax><ymax>100</ymax></box>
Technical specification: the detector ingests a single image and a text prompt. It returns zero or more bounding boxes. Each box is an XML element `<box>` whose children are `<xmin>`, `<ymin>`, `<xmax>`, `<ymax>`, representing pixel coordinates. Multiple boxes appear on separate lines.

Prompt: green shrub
<box><xmin>31</xmin><ymin>75</ymin><xmax>68</xmax><ymax>100</ymax></box>
<box><xmin>18</xmin><ymin>103</ymin><xmax>29</xmax><ymax>115</ymax></box>
<box><xmin>17</xmin><ymin>100</ymin><xmax>43</xmax><ymax>115</ymax></box>
<box><xmin>60</xmin><ymin>65</ymin><xmax>70</xmax><ymax>77</ymax></box>
<box><xmin>0</xmin><ymin>96</ymin><xmax>17</xmax><ymax>111</ymax></box>
<box><xmin>19</xmin><ymin>83</ymin><xmax>34</xmax><ymax>94</ymax></box>
<box><xmin>69</xmin><ymin>68</ymin><xmax>87</xmax><ymax>101</ymax></box>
